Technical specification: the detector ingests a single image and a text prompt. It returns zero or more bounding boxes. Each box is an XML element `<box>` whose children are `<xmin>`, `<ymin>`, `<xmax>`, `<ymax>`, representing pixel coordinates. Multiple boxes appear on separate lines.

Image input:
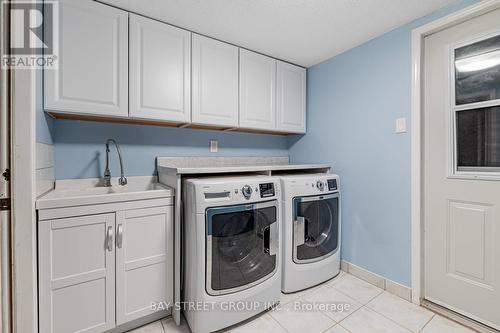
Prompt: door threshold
<box><xmin>421</xmin><ymin>299</ymin><xmax>499</xmax><ymax>333</ymax></box>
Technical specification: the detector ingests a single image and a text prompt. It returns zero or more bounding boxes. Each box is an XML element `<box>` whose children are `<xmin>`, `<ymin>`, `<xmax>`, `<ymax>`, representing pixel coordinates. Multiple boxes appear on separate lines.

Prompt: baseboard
<box><xmin>341</xmin><ymin>260</ymin><xmax>412</xmax><ymax>302</ymax></box>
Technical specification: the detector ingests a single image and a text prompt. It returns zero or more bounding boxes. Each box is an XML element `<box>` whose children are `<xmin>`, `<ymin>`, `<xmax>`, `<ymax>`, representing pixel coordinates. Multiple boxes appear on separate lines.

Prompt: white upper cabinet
<box><xmin>44</xmin><ymin>3</ymin><xmax>307</xmax><ymax>133</ymax></box>
<box><xmin>239</xmin><ymin>49</ymin><xmax>277</xmax><ymax>131</ymax></box>
<box><xmin>276</xmin><ymin>61</ymin><xmax>306</xmax><ymax>133</ymax></box>
<box><xmin>192</xmin><ymin>34</ymin><xmax>239</xmax><ymax>127</ymax></box>
<box><xmin>44</xmin><ymin>0</ymin><xmax>128</xmax><ymax>117</ymax></box>
<box><xmin>129</xmin><ymin>15</ymin><xmax>191</xmax><ymax>123</ymax></box>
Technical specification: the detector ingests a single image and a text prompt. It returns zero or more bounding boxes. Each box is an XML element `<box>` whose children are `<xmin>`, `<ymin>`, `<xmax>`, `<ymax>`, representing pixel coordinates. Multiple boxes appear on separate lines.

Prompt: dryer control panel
<box><xmin>327</xmin><ymin>179</ymin><xmax>337</xmax><ymax>191</ymax></box>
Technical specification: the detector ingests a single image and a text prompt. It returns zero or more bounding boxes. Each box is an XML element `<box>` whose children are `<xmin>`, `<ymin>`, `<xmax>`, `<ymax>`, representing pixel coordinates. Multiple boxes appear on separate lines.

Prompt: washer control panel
<box><xmin>192</xmin><ymin>176</ymin><xmax>280</xmax><ymax>208</ymax></box>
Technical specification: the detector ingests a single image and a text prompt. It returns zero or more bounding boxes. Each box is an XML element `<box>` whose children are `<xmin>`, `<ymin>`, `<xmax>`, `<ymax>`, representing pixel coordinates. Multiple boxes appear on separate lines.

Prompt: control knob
<box><xmin>242</xmin><ymin>185</ymin><xmax>253</xmax><ymax>199</ymax></box>
<box><xmin>316</xmin><ymin>180</ymin><xmax>325</xmax><ymax>191</ymax></box>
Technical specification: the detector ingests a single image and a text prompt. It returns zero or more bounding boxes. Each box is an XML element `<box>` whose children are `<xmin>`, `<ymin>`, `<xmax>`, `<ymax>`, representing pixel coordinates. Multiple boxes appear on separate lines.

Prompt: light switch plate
<box><xmin>395</xmin><ymin>118</ymin><xmax>407</xmax><ymax>133</ymax></box>
<box><xmin>209</xmin><ymin>139</ymin><xmax>218</xmax><ymax>153</ymax></box>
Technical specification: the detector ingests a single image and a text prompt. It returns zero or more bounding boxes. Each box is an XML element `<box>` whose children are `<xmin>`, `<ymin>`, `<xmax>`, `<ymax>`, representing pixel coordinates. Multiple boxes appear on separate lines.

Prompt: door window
<box><xmin>206</xmin><ymin>202</ymin><xmax>277</xmax><ymax>295</ymax></box>
<box><xmin>293</xmin><ymin>195</ymin><xmax>339</xmax><ymax>262</ymax></box>
<box><xmin>456</xmin><ymin>106</ymin><xmax>500</xmax><ymax>171</ymax></box>
<box><xmin>452</xmin><ymin>34</ymin><xmax>500</xmax><ymax>176</ymax></box>
<box><xmin>455</xmin><ymin>34</ymin><xmax>500</xmax><ymax>105</ymax></box>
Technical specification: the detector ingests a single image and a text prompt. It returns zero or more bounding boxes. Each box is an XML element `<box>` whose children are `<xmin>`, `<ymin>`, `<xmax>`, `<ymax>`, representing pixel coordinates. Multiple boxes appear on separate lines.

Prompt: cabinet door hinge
<box><xmin>0</xmin><ymin>198</ymin><xmax>11</xmax><ymax>211</ymax></box>
<box><xmin>2</xmin><ymin>168</ymin><xmax>10</xmax><ymax>182</ymax></box>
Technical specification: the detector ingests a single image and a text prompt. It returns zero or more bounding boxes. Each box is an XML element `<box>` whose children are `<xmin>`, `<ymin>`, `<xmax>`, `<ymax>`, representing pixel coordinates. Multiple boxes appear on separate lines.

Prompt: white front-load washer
<box><xmin>280</xmin><ymin>174</ymin><xmax>341</xmax><ymax>293</ymax></box>
<box><xmin>183</xmin><ymin>175</ymin><xmax>281</xmax><ymax>333</ymax></box>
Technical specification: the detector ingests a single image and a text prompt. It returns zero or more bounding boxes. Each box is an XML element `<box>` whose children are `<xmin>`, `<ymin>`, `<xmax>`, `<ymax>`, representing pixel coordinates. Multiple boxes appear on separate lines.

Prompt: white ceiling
<box><xmin>100</xmin><ymin>0</ymin><xmax>456</xmax><ymax>67</ymax></box>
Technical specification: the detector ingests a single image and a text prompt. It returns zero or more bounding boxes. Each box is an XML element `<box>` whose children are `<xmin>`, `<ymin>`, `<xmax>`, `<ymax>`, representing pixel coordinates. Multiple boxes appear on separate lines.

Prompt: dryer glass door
<box><xmin>206</xmin><ymin>200</ymin><xmax>278</xmax><ymax>295</ymax></box>
<box><xmin>293</xmin><ymin>193</ymin><xmax>339</xmax><ymax>263</ymax></box>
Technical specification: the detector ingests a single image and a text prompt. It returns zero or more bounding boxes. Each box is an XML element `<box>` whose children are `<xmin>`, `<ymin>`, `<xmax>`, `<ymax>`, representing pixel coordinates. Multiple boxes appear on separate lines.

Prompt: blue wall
<box><xmin>36</xmin><ymin>69</ymin><xmax>54</xmax><ymax>144</ymax></box>
<box><xmin>53</xmin><ymin>120</ymin><xmax>288</xmax><ymax>179</ymax></box>
<box><xmin>288</xmin><ymin>0</ymin><xmax>478</xmax><ymax>287</ymax></box>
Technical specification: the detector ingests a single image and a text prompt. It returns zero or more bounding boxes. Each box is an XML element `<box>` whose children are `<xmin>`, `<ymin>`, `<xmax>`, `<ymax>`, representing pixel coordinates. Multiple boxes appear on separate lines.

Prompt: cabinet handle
<box><xmin>116</xmin><ymin>224</ymin><xmax>123</xmax><ymax>249</ymax></box>
<box><xmin>106</xmin><ymin>226</ymin><xmax>113</xmax><ymax>251</ymax></box>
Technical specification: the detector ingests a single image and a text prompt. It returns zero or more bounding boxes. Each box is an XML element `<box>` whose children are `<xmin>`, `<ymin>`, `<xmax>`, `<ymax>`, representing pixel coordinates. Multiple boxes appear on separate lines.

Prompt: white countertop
<box><xmin>157</xmin><ymin>163</ymin><xmax>332</xmax><ymax>175</ymax></box>
<box><xmin>37</xmin><ymin>176</ymin><xmax>174</xmax><ymax>210</ymax></box>
<box><xmin>157</xmin><ymin>156</ymin><xmax>331</xmax><ymax>175</ymax></box>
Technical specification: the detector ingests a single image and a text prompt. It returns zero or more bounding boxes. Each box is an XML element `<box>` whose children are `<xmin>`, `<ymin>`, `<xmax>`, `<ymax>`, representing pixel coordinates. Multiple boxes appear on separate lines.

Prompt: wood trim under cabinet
<box><xmin>47</xmin><ymin>111</ymin><xmax>293</xmax><ymax>135</ymax></box>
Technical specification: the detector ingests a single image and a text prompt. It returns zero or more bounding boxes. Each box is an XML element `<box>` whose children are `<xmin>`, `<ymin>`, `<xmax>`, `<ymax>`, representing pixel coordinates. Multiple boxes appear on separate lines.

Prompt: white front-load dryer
<box><xmin>183</xmin><ymin>175</ymin><xmax>281</xmax><ymax>333</ymax></box>
<box><xmin>280</xmin><ymin>174</ymin><xmax>341</xmax><ymax>293</ymax></box>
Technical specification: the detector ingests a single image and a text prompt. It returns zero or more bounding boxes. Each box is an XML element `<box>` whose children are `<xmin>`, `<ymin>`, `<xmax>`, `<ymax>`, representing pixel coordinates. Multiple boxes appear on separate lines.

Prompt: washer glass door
<box><xmin>293</xmin><ymin>193</ymin><xmax>339</xmax><ymax>263</ymax></box>
<box><xmin>206</xmin><ymin>200</ymin><xmax>278</xmax><ymax>295</ymax></box>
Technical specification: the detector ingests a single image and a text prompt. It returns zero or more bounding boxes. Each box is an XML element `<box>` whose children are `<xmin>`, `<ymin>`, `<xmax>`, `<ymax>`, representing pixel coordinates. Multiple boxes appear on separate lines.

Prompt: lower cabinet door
<box><xmin>115</xmin><ymin>206</ymin><xmax>173</xmax><ymax>325</ymax></box>
<box><xmin>38</xmin><ymin>213</ymin><xmax>116</xmax><ymax>333</ymax></box>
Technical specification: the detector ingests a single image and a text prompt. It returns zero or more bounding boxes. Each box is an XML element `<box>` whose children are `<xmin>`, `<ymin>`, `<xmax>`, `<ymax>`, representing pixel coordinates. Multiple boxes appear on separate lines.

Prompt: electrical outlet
<box><xmin>395</xmin><ymin>118</ymin><xmax>407</xmax><ymax>133</ymax></box>
<box><xmin>209</xmin><ymin>139</ymin><xmax>218</xmax><ymax>153</ymax></box>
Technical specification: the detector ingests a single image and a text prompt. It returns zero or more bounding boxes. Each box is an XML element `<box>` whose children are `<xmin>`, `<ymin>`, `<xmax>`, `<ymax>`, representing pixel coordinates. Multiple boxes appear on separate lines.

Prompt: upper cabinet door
<box><xmin>239</xmin><ymin>49</ymin><xmax>276</xmax><ymax>131</ymax></box>
<box><xmin>276</xmin><ymin>61</ymin><xmax>306</xmax><ymax>133</ymax></box>
<box><xmin>129</xmin><ymin>15</ymin><xmax>191</xmax><ymax>123</ymax></box>
<box><xmin>44</xmin><ymin>0</ymin><xmax>128</xmax><ymax>117</ymax></box>
<box><xmin>192</xmin><ymin>34</ymin><xmax>239</xmax><ymax>127</ymax></box>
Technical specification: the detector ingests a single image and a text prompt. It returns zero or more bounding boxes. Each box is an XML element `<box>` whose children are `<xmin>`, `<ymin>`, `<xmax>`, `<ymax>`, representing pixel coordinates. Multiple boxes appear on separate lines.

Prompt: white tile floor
<box><xmin>129</xmin><ymin>272</ymin><xmax>477</xmax><ymax>333</ymax></box>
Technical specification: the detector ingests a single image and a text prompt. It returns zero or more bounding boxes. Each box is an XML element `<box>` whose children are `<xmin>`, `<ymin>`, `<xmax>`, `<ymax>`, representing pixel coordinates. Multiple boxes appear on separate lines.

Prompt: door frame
<box><xmin>7</xmin><ymin>0</ymin><xmax>39</xmax><ymax>332</ymax></box>
<box><xmin>10</xmin><ymin>63</ymin><xmax>38</xmax><ymax>333</ymax></box>
<box><xmin>410</xmin><ymin>0</ymin><xmax>500</xmax><ymax>306</ymax></box>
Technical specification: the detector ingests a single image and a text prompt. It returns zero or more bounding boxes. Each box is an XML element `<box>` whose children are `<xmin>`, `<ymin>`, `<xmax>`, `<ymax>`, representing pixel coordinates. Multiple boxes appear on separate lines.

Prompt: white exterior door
<box><xmin>38</xmin><ymin>214</ymin><xmax>115</xmax><ymax>333</ymax></box>
<box><xmin>44</xmin><ymin>0</ymin><xmax>128</xmax><ymax>117</ymax></box>
<box><xmin>192</xmin><ymin>34</ymin><xmax>239</xmax><ymax>127</ymax></box>
<box><xmin>277</xmin><ymin>61</ymin><xmax>306</xmax><ymax>133</ymax></box>
<box><xmin>129</xmin><ymin>14</ymin><xmax>191</xmax><ymax>123</ymax></box>
<box><xmin>424</xmin><ymin>8</ymin><xmax>500</xmax><ymax>330</ymax></box>
<box><xmin>115</xmin><ymin>206</ymin><xmax>173</xmax><ymax>325</ymax></box>
<box><xmin>239</xmin><ymin>49</ymin><xmax>276</xmax><ymax>131</ymax></box>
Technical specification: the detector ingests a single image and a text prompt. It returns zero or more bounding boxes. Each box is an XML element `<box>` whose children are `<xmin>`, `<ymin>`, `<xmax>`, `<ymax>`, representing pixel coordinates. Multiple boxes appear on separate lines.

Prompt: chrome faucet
<box><xmin>103</xmin><ymin>139</ymin><xmax>127</xmax><ymax>187</ymax></box>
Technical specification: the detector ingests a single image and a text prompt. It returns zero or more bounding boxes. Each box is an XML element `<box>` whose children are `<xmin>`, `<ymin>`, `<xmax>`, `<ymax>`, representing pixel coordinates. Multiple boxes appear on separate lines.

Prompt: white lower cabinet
<box><xmin>38</xmin><ymin>205</ymin><xmax>173</xmax><ymax>333</ymax></box>
<box><xmin>38</xmin><ymin>213</ymin><xmax>116</xmax><ymax>333</ymax></box>
<box><xmin>116</xmin><ymin>206</ymin><xmax>173</xmax><ymax>325</ymax></box>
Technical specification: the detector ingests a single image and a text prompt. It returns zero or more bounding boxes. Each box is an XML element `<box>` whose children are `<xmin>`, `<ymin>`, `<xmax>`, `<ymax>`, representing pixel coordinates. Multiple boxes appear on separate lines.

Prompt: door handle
<box><xmin>294</xmin><ymin>216</ymin><xmax>305</xmax><ymax>247</ymax></box>
<box><xmin>269</xmin><ymin>221</ymin><xmax>279</xmax><ymax>256</ymax></box>
<box><xmin>263</xmin><ymin>221</ymin><xmax>279</xmax><ymax>256</ymax></box>
<box><xmin>263</xmin><ymin>226</ymin><xmax>270</xmax><ymax>254</ymax></box>
<box><xmin>116</xmin><ymin>224</ymin><xmax>123</xmax><ymax>249</ymax></box>
<box><xmin>106</xmin><ymin>226</ymin><xmax>113</xmax><ymax>251</ymax></box>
